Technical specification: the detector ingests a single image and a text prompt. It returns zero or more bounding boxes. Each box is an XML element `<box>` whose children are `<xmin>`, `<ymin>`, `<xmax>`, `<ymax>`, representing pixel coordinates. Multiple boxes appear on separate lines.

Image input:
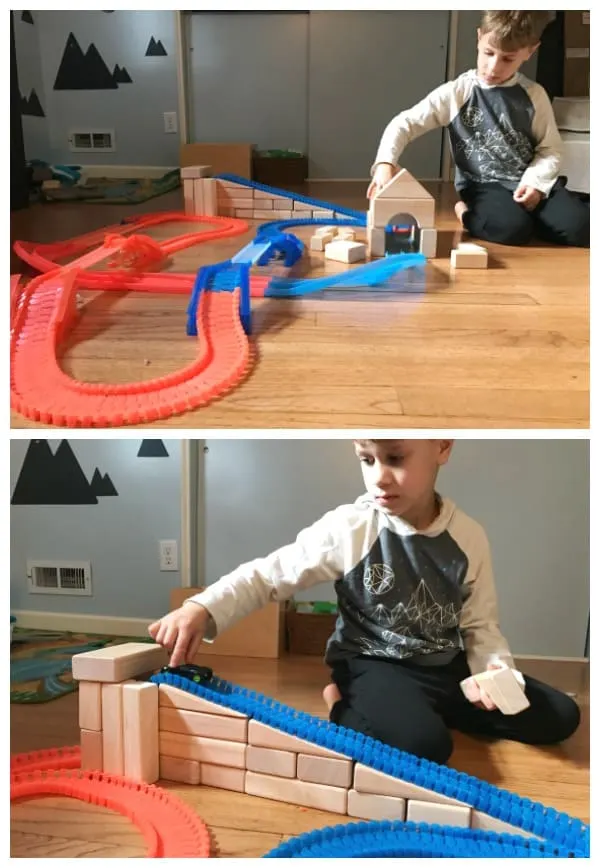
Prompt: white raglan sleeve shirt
<box><xmin>518</xmin><ymin>80</ymin><xmax>563</xmax><ymax>196</ymax></box>
<box><xmin>458</xmin><ymin>528</ymin><xmax>515</xmax><ymax>674</ymax></box>
<box><xmin>184</xmin><ymin>508</ymin><xmax>347</xmax><ymax>641</ymax></box>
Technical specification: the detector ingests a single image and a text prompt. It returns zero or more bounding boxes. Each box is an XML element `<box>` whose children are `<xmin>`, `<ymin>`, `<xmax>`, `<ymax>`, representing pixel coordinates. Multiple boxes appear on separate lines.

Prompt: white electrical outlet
<box><xmin>163</xmin><ymin>112</ymin><xmax>177</xmax><ymax>134</ymax></box>
<box><xmin>159</xmin><ymin>540</ymin><xmax>178</xmax><ymax>571</ymax></box>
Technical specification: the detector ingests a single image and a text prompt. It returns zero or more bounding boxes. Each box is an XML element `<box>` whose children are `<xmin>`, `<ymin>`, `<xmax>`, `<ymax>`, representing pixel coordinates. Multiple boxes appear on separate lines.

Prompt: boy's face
<box><xmin>354</xmin><ymin>439</ymin><xmax>453</xmax><ymax>528</ymax></box>
<box><xmin>476</xmin><ymin>30</ymin><xmax>539</xmax><ymax>86</ymax></box>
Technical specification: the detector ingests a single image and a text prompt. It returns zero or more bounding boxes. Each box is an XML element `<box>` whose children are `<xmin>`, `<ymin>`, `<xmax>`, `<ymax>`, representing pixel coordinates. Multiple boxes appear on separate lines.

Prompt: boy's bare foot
<box><xmin>454</xmin><ymin>201</ymin><xmax>468</xmax><ymax>225</ymax></box>
<box><xmin>323</xmin><ymin>683</ymin><xmax>342</xmax><ymax>712</ymax></box>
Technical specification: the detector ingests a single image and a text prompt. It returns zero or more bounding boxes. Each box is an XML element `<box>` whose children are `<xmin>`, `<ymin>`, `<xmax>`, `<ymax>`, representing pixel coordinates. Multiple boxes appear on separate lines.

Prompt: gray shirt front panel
<box><xmin>325</xmin><ymin>526</ymin><xmax>469</xmax><ymax>666</ymax></box>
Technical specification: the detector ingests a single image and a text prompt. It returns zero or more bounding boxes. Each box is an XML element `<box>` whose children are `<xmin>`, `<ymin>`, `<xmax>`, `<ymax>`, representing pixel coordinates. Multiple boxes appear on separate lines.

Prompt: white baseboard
<box><xmin>79</xmin><ymin>165</ymin><xmax>178</xmax><ymax>180</ymax></box>
<box><xmin>515</xmin><ymin>654</ymin><xmax>589</xmax><ymax>663</ymax></box>
<box><xmin>12</xmin><ymin>609</ymin><xmax>150</xmax><ymax>638</ymax></box>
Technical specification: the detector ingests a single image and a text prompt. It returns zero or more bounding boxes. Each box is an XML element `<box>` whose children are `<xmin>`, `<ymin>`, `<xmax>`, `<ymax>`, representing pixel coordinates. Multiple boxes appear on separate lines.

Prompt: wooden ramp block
<box><xmin>406</xmin><ymin>799</ymin><xmax>471</xmax><ymax>827</ymax></box>
<box><xmin>245</xmin><ymin>770</ymin><xmax>347</xmax><ymax>814</ymax></box>
<box><xmin>159</xmin><ymin>731</ymin><xmax>246</xmax><ymax>768</ymax></box>
<box><xmin>158</xmin><ymin>683</ymin><xmax>247</xmax><ymax>718</ymax></box>
<box><xmin>354</xmin><ymin>764</ymin><xmax>468</xmax><ymax>807</ymax></box>
<box><xmin>101</xmin><ymin>683</ymin><xmax>126</xmax><ymax>774</ymax></box>
<box><xmin>159</xmin><ymin>706</ymin><xmax>248</xmax><ymax>742</ymax></box>
<box><xmin>296</xmin><ymin>754</ymin><xmax>353</xmax><ymax>789</ymax></box>
<box><xmin>160</xmin><ymin>755</ymin><xmax>201</xmax><ymax>785</ymax></box>
<box><xmin>248</xmin><ymin>720</ymin><xmax>350</xmax><ymax>760</ymax></box>
<box><xmin>199</xmin><ymin>763</ymin><xmax>246</xmax><ymax>792</ymax></box>
<box><xmin>72</xmin><ymin>642</ymin><xmax>167</xmax><ymax>683</ymax></box>
<box><xmin>123</xmin><ymin>682</ymin><xmax>159</xmax><ymax>783</ymax></box>
<box><xmin>80</xmin><ymin>729</ymin><xmax>103</xmax><ymax>771</ymax></box>
<box><xmin>348</xmin><ymin>788</ymin><xmax>406</xmax><ymax>821</ymax></box>
<box><xmin>471</xmin><ymin>667</ymin><xmax>530</xmax><ymax>715</ymax></box>
<box><xmin>470</xmin><ymin>810</ymin><xmax>542</xmax><ymax>840</ymax></box>
<box><xmin>246</xmin><ymin>745</ymin><xmax>297</xmax><ymax>778</ymax></box>
<box><xmin>78</xmin><ymin>681</ymin><xmax>102</xmax><ymax>731</ymax></box>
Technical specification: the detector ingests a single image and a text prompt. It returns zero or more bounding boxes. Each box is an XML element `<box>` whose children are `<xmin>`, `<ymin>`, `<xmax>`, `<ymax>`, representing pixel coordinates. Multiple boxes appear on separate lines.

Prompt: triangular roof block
<box><xmin>375</xmin><ymin>168</ymin><xmax>433</xmax><ymax>201</ymax></box>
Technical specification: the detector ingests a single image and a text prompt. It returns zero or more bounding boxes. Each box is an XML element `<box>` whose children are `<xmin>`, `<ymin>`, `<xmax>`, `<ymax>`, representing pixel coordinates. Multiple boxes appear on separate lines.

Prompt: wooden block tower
<box><xmin>368</xmin><ymin>168</ymin><xmax>437</xmax><ymax>259</ymax></box>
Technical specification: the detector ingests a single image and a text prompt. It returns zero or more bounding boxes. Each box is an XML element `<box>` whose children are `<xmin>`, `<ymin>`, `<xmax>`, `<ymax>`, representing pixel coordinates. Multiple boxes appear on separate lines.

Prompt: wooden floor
<box><xmin>10</xmin><ymin>181</ymin><xmax>589</xmax><ymax>429</ymax></box>
<box><xmin>10</xmin><ymin>654</ymin><xmax>589</xmax><ymax>858</ymax></box>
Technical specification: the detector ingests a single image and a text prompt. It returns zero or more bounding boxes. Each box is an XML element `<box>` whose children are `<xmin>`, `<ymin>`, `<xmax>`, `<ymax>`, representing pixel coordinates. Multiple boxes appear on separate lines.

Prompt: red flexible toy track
<box><xmin>10</xmin><ymin>213</ymin><xmax>268</xmax><ymax>427</ymax></box>
<box><xmin>10</xmin><ymin>746</ymin><xmax>211</xmax><ymax>857</ymax></box>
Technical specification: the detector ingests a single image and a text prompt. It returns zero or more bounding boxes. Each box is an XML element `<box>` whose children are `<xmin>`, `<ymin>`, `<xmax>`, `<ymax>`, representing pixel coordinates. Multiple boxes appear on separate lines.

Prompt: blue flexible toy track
<box><xmin>151</xmin><ymin>672</ymin><xmax>589</xmax><ymax>858</ymax></box>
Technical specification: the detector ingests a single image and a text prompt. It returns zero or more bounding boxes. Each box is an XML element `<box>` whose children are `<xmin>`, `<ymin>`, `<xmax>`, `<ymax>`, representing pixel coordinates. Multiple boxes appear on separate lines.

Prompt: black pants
<box><xmin>459</xmin><ymin>180</ymin><xmax>589</xmax><ymax>248</ymax></box>
<box><xmin>329</xmin><ymin>653</ymin><xmax>580</xmax><ymax>765</ymax></box>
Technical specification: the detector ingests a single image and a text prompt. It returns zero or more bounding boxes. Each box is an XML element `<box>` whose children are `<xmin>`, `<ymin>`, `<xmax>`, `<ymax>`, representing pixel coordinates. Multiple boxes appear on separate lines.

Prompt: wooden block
<box><xmin>159</xmin><ymin>684</ymin><xmax>247</xmax><ymax>718</ymax></box>
<box><xmin>246</xmin><ymin>745</ymin><xmax>297</xmax><ymax>778</ymax></box>
<box><xmin>450</xmin><ymin>243</ymin><xmax>488</xmax><ymax>269</ymax></box>
<box><xmin>78</xmin><ymin>681</ymin><xmax>102</xmax><ymax>731</ymax></box>
<box><xmin>180</xmin><ymin>165</ymin><xmax>212</xmax><ymax>179</ymax></box>
<box><xmin>313</xmin><ymin>209</ymin><xmax>336</xmax><ymax>218</ymax></box>
<box><xmin>170</xmin><ymin>589</ymin><xmax>285</xmax><ymax>659</ymax></box>
<box><xmin>272</xmin><ymin>197</ymin><xmax>291</xmax><ymax>208</ymax></box>
<box><xmin>72</xmin><ymin>643</ymin><xmax>167</xmax><ymax>683</ymax></box>
<box><xmin>159</xmin><ymin>706</ymin><xmax>248</xmax><ymax>742</ymax></box>
<box><xmin>470</xmin><ymin>810</ymin><xmax>541</xmax><ymax>840</ymax></box>
<box><xmin>471</xmin><ymin>668</ymin><xmax>529</xmax><ymax>714</ymax></box>
<box><xmin>248</xmin><ymin>720</ymin><xmax>349</xmax><ymax>760</ymax></box>
<box><xmin>367</xmin><ymin>226</ymin><xmax>386</xmax><ymax>257</ymax></box>
<box><xmin>159</xmin><ymin>754</ymin><xmax>201</xmax><ymax>785</ymax></box>
<box><xmin>80</xmin><ymin>729</ymin><xmax>103</xmax><ymax>770</ymax></box>
<box><xmin>123</xmin><ymin>681</ymin><xmax>159</xmax><ymax>783</ymax></box>
<box><xmin>348</xmin><ymin>788</ymin><xmax>406</xmax><ymax>821</ymax></box>
<box><xmin>354</xmin><ymin>764</ymin><xmax>468</xmax><ymax>807</ymax></box>
<box><xmin>202</xmin><ymin>179</ymin><xmax>217</xmax><ymax>216</ymax></box>
<box><xmin>253</xmin><ymin>209</ymin><xmax>278</xmax><ymax>219</ymax></box>
<box><xmin>297</xmin><ymin>753</ymin><xmax>353</xmax><ymax>788</ymax></box>
<box><xmin>324</xmin><ymin>240</ymin><xmax>367</xmax><ymax>264</ymax></box>
<box><xmin>235</xmin><ymin>209</ymin><xmax>255</xmax><ymax>219</ymax></box>
<box><xmin>419</xmin><ymin>227</ymin><xmax>437</xmax><ymax>258</ymax></box>
<box><xmin>159</xmin><ymin>731</ymin><xmax>246</xmax><ymax>768</ymax></box>
<box><xmin>215</xmin><ymin>180</ymin><xmax>253</xmax><ymax>195</ymax></box>
<box><xmin>315</xmin><ymin>225</ymin><xmax>338</xmax><ymax>237</ymax></box>
<box><xmin>376</xmin><ymin>168</ymin><xmax>434</xmax><ymax>200</ymax></box>
<box><xmin>254</xmin><ymin>189</ymin><xmax>276</xmax><ymax>200</ymax></box>
<box><xmin>310</xmin><ymin>233</ymin><xmax>335</xmax><ymax>251</ymax></box>
<box><xmin>370</xmin><ymin>197</ymin><xmax>435</xmax><ymax>229</ymax></box>
<box><xmin>101</xmin><ymin>683</ymin><xmax>125</xmax><ymax>774</ymax></box>
<box><xmin>245</xmin><ymin>770</ymin><xmax>347</xmax><ymax>814</ymax></box>
<box><xmin>183</xmin><ymin>179</ymin><xmax>195</xmax><ymax>215</ymax></box>
<box><xmin>180</xmin><ymin>143</ymin><xmax>253</xmax><ymax>179</ymax></box>
<box><xmin>193</xmin><ymin>178</ymin><xmax>204</xmax><ymax>215</ymax></box>
<box><xmin>293</xmin><ymin>200</ymin><xmax>314</xmax><ymax>211</ymax></box>
<box><xmin>221</xmin><ymin>197</ymin><xmax>257</xmax><ymax>210</ymax></box>
<box><xmin>406</xmin><ymin>799</ymin><xmax>471</xmax><ymax>827</ymax></box>
<box><xmin>336</xmin><ymin>228</ymin><xmax>356</xmax><ymax>241</ymax></box>
<box><xmin>271</xmin><ymin>210</ymin><xmax>293</xmax><ymax>218</ymax></box>
<box><xmin>199</xmin><ymin>763</ymin><xmax>246</xmax><ymax>792</ymax></box>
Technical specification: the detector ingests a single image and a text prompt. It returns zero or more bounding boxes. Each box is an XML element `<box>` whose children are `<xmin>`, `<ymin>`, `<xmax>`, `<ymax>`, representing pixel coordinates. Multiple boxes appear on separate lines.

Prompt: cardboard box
<box><xmin>169</xmin><ymin>587</ymin><xmax>285</xmax><ymax>659</ymax></box>
<box><xmin>564</xmin><ymin>11</ymin><xmax>590</xmax><ymax>49</ymax></box>
<box><xmin>563</xmin><ymin>58</ymin><xmax>589</xmax><ymax>97</ymax></box>
<box><xmin>180</xmin><ymin>143</ymin><xmax>253</xmax><ymax>179</ymax></box>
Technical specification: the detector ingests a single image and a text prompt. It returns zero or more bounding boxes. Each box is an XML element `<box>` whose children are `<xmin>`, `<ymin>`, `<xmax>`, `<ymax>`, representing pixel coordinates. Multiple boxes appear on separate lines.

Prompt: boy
<box><xmin>368</xmin><ymin>11</ymin><xmax>589</xmax><ymax>248</ymax></box>
<box><xmin>149</xmin><ymin>440</ymin><xmax>579</xmax><ymax>765</ymax></box>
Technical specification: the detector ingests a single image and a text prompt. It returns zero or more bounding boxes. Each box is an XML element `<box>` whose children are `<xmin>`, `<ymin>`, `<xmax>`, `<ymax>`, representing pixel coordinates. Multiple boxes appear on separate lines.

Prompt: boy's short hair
<box><xmin>480</xmin><ymin>11</ymin><xmax>551</xmax><ymax>51</ymax></box>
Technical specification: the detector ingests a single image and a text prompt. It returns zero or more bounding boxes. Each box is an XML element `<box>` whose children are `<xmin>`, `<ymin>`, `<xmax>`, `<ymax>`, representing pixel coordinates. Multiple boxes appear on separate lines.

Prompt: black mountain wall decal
<box><xmin>12</xmin><ymin>440</ymin><xmax>98</xmax><ymax>505</ymax></box>
<box><xmin>113</xmin><ymin>64</ymin><xmax>133</xmax><ymax>84</ymax></box>
<box><xmin>21</xmin><ymin>88</ymin><xmax>45</xmax><ymax>117</ymax></box>
<box><xmin>91</xmin><ymin>468</ymin><xmax>119</xmax><ymax>496</ymax></box>
<box><xmin>145</xmin><ymin>37</ymin><xmax>167</xmax><ymax>57</ymax></box>
<box><xmin>22</xmin><ymin>11</ymin><xmax>34</xmax><ymax>25</ymax></box>
<box><xmin>54</xmin><ymin>32</ymin><xmax>118</xmax><ymax>90</ymax></box>
<box><xmin>138</xmin><ymin>439</ymin><xmax>169</xmax><ymax>458</ymax></box>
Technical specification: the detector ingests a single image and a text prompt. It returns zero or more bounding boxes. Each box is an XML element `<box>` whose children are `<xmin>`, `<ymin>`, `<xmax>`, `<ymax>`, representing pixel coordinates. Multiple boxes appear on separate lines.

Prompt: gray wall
<box><xmin>202</xmin><ymin>439</ymin><xmax>589</xmax><ymax>658</ymax></box>
<box><xmin>10</xmin><ymin>439</ymin><xmax>182</xmax><ymax>619</ymax></box>
<box><xmin>14</xmin><ymin>10</ymin><xmax>180</xmax><ymax>165</ymax></box>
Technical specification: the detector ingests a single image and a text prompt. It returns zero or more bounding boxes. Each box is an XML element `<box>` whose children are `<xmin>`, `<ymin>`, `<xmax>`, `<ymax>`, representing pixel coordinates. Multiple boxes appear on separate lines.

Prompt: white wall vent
<box><xmin>26</xmin><ymin>560</ymin><xmax>92</xmax><ymax>596</ymax></box>
<box><xmin>68</xmin><ymin>129</ymin><xmax>116</xmax><ymax>153</ymax></box>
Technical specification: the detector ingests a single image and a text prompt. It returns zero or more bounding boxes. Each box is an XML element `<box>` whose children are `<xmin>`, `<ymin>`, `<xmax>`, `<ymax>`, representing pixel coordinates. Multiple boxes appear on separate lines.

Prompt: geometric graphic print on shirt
<box><xmin>449</xmin><ymin>83</ymin><xmax>536</xmax><ymax>192</ymax></box>
<box><xmin>326</xmin><ymin>526</ymin><xmax>469</xmax><ymax>666</ymax></box>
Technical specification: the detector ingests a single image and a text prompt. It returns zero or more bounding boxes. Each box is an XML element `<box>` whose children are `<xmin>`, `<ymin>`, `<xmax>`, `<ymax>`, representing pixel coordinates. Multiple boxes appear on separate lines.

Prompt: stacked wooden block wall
<box><xmin>74</xmin><ymin>644</ymin><xmax>536</xmax><ymax>839</ymax></box>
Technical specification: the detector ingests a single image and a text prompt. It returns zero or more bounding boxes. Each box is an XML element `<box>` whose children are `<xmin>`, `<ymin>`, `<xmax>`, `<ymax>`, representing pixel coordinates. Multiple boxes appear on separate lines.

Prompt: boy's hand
<box><xmin>148</xmin><ymin>603</ymin><xmax>210</xmax><ymax>668</ymax></box>
<box><xmin>367</xmin><ymin>163</ymin><xmax>395</xmax><ymax>199</ymax></box>
<box><xmin>513</xmin><ymin>185</ymin><xmax>542</xmax><ymax>211</ymax></box>
<box><xmin>460</xmin><ymin>662</ymin><xmax>515</xmax><ymax>712</ymax></box>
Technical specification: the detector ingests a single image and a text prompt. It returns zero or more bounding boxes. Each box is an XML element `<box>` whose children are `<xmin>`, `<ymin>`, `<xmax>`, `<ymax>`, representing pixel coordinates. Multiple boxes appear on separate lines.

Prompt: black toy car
<box><xmin>161</xmin><ymin>663</ymin><xmax>213</xmax><ymax>683</ymax></box>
